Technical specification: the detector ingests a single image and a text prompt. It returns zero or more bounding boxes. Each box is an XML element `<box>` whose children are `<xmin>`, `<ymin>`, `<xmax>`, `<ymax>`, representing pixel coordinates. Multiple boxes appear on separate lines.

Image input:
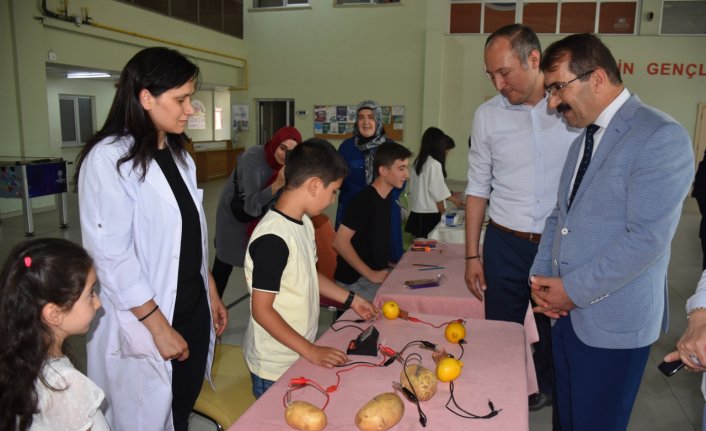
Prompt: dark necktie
<box><xmin>569</xmin><ymin>124</ymin><xmax>600</xmax><ymax>208</ymax></box>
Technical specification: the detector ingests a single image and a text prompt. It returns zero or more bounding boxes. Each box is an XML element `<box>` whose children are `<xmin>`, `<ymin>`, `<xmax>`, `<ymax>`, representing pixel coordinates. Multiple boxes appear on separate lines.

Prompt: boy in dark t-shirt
<box><xmin>334</xmin><ymin>143</ymin><xmax>412</xmax><ymax>301</ymax></box>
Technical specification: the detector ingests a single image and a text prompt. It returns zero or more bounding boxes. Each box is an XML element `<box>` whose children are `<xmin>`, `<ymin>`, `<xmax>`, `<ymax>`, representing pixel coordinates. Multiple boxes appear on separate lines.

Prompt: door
<box><xmin>258</xmin><ymin>99</ymin><xmax>295</xmax><ymax>146</ymax></box>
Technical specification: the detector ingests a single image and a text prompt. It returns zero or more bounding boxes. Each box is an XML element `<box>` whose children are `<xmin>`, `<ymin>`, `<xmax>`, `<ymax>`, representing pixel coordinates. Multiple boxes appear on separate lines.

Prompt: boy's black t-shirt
<box><xmin>334</xmin><ymin>185</ymin><xmax>391</xmax><ymax>284</ymax></box>
<box><xmin>248</xmin><ymin>209</ymin><xmax>296</xmax><ymax>292</ymax></box>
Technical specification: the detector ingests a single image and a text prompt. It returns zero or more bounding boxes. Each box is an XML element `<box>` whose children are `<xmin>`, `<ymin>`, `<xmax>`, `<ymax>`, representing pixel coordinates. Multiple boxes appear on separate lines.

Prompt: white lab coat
<box><xmin>78</xmin><ymin>136</ymin><xmax>215</xmax><ymax>431</ymax></box>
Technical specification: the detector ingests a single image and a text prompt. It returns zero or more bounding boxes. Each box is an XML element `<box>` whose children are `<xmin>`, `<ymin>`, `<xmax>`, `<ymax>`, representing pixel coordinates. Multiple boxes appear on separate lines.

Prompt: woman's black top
<box><xmin>154</xmin><ymin>148</ymin><xmax>204</xmax><ymax>324</ymax></box>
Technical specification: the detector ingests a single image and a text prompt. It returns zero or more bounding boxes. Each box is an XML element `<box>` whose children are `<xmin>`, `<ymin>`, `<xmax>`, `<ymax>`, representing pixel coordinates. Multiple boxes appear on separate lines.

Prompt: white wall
<box><xmin>436</xmin><ymin>34</ymin><xmax>706</xmax><ymax>181</ymax></box>
<box><xmin>3</xmin><ymin>0</ymin><xmax>706</xmax><ymax>213</ymax></box>
<box><xmin>239</xmin><ymin>0</ymin><xmax>427</xmax><ymax>152</ymax></box>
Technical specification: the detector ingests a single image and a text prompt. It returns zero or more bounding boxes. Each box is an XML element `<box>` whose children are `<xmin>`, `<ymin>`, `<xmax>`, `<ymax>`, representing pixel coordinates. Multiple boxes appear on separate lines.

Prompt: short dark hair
<box><xmin>373</xmin><ymin>142</ymin><xmax>412</xmax><ymax>174</ymax></box>
<box><xmin>284</xmin><ymin>138</ymin><xmax>349</xmax><ymax>188</ymax></box>
<box><xmin>485</xmin><ymin>24</ymin><xmax>541</xmax><ymax>67</ymax></box>
<box><xmin>540</xmin><ymin>33</ymin><xmax>622</xmax><ymax>85</ymax></box>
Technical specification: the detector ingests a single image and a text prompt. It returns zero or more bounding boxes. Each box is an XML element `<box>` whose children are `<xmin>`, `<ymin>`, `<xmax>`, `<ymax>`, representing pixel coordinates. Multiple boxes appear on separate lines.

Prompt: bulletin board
<box><xmin>313</xmin><ymin>105</ymin><xmax>405</xmax><ymax>141</ymax></box>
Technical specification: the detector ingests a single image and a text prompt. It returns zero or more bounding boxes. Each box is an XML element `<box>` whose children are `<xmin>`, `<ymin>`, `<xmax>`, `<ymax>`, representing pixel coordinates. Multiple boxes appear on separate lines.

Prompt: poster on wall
<box><xmin>232</xmin><ymin>104</ymin><xmax>250</xmax><ymax>131</ymax></box>
<box><xmin>313</xmin><ymin>104</ymin><xmax>405</xmax><ymax>141</ymax></box>
<box><xmin>188</xmin><ymin>99</ymin><xmax>206</xmax><ymax>130</ymax></box>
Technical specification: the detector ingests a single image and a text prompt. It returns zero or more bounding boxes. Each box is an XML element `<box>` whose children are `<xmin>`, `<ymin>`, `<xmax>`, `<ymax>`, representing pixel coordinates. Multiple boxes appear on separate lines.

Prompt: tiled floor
<box><xmin>1</xmin><ymin>177</ymin><xmax>703</xmax><ymax>430</ymax></box>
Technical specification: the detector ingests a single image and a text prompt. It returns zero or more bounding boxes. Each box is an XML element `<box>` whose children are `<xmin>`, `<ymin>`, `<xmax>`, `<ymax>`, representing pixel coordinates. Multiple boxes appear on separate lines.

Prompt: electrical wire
<box><xmin>401</xmin><ymin>353</ymin><xmax>428</xmax><ymax>427</ymax></box>
<box><xmin>445</xmin><ymin>381</ymin><xmax>501</xmax><ymax>419</ymax></box>
<box><xmin>283</xmin><ymin>377</ymin><xmax>331</xmax><ymax>410</ymax></box>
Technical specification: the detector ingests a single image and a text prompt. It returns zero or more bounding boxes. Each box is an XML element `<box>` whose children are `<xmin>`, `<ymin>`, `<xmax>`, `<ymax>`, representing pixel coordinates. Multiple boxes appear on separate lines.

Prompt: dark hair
<box><xmin>285</xmin><ymin>138</ymin><xmax>349</xmax><ymax>188</ymax></box>
<box><xmin>540</xmin><ymin>33</ymin><xmax>622</xmax><ymax>85</ymax></box>
<box><xmin>413</xmin><ymin>127</ymin><xmax>454</xmax><ymax>178</ymax></box>
<box><xmin>485</xmin><ymin>24</ymin><xmax>541</xmax><ymax>67</ymax></box>
<box><xmin>74</xmin><ymin>47</ymin><xmax>201</xmax><ymax>184</ymax></box>
<box><xmin>0</xmin><ymin>238</ymin><xmax>93</xmax><ymax>431</ymax></box>
<box><xmin>373</xmin><ymin>142</ymin><xmax>412</xmax><ymax>174</ymax></box>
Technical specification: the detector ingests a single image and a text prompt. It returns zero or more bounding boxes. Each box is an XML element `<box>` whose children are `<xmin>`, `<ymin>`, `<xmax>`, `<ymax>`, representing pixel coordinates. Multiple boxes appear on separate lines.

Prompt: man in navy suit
<box><xmin>530</xmin><ymin>33</ymin><xmax>694</xmax><ymax>431</ymax></box>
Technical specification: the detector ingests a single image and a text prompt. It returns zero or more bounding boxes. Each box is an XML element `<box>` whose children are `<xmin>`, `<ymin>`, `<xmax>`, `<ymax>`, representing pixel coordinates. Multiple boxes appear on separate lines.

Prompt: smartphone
<box><xmin>405</xmin><ymin>278</ymin><xmax>440</xmax><ymax>289</ymax></box>
<box><xmin>658</xmin><ymin>360</ymin><xmax>685</xmax><ymax>377</ymax></box>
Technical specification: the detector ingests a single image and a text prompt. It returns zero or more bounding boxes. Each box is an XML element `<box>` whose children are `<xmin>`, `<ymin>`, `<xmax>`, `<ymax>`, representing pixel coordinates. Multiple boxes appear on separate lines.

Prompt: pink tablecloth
<box><xmin>373</xmin><ymin>243</ymin><xmax>539</xmax><ymax>344</ymax></box>
<box><xmin>230</xmin><ymin>311</ymin><xmax>534</xmax><ymax>430</ymax></box>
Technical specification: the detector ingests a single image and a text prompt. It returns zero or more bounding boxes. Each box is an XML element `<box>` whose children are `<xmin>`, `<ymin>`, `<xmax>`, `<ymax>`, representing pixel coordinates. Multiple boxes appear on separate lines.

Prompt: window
<box><xmin>59</xmin><ymin>95</ymin><xmax>95</xmax><ymax>147</ymax></box>
<box><xmin>118</xmin><ymin>0</ymin><xmax>243</xmax><ymax>39</ymax></box>
<box><xmin>449</xmin><ymin>0</ymin><xmax>637</xmax><ymax>34</ymax></box>
<box><xmin>661</xmin><ymin>0</ymin><xmax>706</xmax><ymax>34</ymax></box>
<box><xmin>252</xmin><ymin>0</ymin><xmax>308</xmax><ymax>8</ymax></box>
<box><xmin>336</xmin><ymin>0</ymin><xmax>400</xmax><ymax>4</ymax></box>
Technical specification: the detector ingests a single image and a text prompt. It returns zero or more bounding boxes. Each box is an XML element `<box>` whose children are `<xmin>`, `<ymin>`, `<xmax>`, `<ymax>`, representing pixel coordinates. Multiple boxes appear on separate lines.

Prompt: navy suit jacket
<box><xmin>530</xmin><ymin>94</ymin><xmax>694</xmax><ymax>349</ymax></box>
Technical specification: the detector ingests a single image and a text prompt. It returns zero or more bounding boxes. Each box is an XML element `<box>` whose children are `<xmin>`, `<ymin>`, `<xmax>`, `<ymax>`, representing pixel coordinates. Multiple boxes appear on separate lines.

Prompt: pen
<box><xmin>418</xmin><ymin>266</ymin><xmax>444</xmax><ymax>271</ymax></box>
<box><xmin>413</xmin><ymin>263</ymin><xmax>441</xmax><ymax>267</ymax></box>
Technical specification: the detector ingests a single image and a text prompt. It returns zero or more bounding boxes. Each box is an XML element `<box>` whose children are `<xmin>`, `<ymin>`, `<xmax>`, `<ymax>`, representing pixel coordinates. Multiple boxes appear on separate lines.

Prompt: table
<box><xmin>230</xmin><ymin>310</ymin><xmax>536</xmax><ymax>430</ymax></box>
<box><xmin>187</xmin><ymin>142</ymin><xmax>243</xmax><ymax>183</ymax></box>
<box><xmin>373</xmin><ymin>244</ymin><xmax>538</xmax><ymax>345</ymax></box>
<box><xmin>0</xmin><ymin>157</ymin><xmax>69</xmax><ymax>236</ymax></box>
<box><xmin>427</xmin><ymin>210</ymin><xmax>468</xmax><ymax>244</ymax></box>
<box><xmin>427</xmin><ymin>209</ymin><xmax>493</xmax><ymax>244</ymax></box>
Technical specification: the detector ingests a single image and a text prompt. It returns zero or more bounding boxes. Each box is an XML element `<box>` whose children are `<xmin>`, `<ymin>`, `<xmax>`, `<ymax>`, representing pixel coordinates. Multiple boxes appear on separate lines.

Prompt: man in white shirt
<box><xmin>464</xmin><ymin>24</ymin><xmax>580</xmax><ymax>412</ymax></box>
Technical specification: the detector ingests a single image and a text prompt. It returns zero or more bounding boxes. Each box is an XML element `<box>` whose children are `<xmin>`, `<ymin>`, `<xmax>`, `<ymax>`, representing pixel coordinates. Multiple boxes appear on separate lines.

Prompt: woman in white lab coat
<box><xmin>75</xmin><ymin>47</ymin><xmax>228</xmax><ymax>431</ymax></box>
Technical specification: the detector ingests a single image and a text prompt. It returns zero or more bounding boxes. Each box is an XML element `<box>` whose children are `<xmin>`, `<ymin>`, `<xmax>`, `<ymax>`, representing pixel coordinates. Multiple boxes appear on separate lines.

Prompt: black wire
<box><xmin>398</xmin><ymin>340</ymin><xmax>431</xmax><ymax>356</ymax></box>
<box><xmin>329</xmin><ymin>324</ymin><xmax>365</xmax><ymax>332</ymax></box>
<box><xmin>402</xmin><ymin>353</ymin><xmax>428</xmax><ymax>427</ymax></box>
<box><xmin>445</xmin><ymin>380</ymin><xmax>501</xmax><ymax>419</ymax></box>
<box><xmin>334</xmin><ymin>360</ymin><xmax>379</xmax><ymax>367</ymax></box>
<box><xmin>457</xmin><ymin>339</ymin><xmax>466</xmax><ymax>360</ymax></box>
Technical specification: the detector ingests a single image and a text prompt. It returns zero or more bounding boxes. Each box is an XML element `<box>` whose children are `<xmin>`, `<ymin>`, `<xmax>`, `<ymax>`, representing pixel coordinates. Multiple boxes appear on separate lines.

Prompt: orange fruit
<box><xmin>381</xmin><ymin>301</ymin><xmax>400</xmax><ymax>319</ymax></box>
<box><xmin>436</xmin><ymin>357</ymin><xmax>463</xmax><ymax>382</ymax></box>
<box><xmin>444</xmin><ymin>321</ymin><xmax>466</xmax><ymax>344</ymax></box>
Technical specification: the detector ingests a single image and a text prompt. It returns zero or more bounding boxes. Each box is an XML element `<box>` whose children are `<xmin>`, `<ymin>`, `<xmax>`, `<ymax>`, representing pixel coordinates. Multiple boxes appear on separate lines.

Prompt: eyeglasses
<box><xmin>545</xmin><ymin>70</ymin><xmax>595</xmax><ymax>99</ymax></box>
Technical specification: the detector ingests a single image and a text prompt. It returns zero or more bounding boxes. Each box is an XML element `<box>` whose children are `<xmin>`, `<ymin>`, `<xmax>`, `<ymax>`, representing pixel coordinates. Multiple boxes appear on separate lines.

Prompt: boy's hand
<box><xmin>351</xmin><ymin>295</ymin><xmax>379</xmax><ymax>321</ymax></box>
<box><xmin>303</xmin><ymin>345</ymin><xmax>348</xmax><ymax>368</ymax></box>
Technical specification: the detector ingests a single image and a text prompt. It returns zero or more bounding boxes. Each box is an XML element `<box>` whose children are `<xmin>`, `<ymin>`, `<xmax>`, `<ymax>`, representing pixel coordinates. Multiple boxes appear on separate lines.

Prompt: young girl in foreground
<box><xmin>0</xmin><ymin>238</ymin><xmax>108</xmax><ymax>431</ymax></box>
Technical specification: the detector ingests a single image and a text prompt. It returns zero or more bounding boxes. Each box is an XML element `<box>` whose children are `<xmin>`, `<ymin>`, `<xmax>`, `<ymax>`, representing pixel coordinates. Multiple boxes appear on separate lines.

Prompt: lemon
<box><xmin>436</xmin><ymin>357</ymin><xmax>463</xmax><ymax>382</ymax></box>
<box><xmin>381</xmin><ymin>301</ymin><xmax>400</xmax><ymax>319</ymax></box>
<box><xmin>444</xmin><ymin>321</ymin><xmax>466</xmax><ymax>344</ymax></box>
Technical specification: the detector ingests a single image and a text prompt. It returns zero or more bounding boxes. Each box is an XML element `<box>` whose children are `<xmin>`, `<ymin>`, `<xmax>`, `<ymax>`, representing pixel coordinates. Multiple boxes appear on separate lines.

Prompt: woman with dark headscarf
<box><xmin>212</xmin><ymin>126</ymin><xmax>302</xmax><ymax>297</ymax></box>
<box><xmin>336</xmin><ymin>100</ymin><xmax>405</xmax><ymax>263</ymax></box>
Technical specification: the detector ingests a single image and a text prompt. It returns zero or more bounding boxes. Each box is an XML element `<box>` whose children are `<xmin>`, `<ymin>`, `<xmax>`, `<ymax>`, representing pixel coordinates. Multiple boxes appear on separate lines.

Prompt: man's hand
<box><xmin>530</xmin><ymin>275</ymin><xmax>575</xmax><ymax>316</ymax></box>
<box><xmin>464</xmin><ymin>258</ymin><xmax>486</xmax><ymax>301</ymax></box>
<box><xmin>666</xmin><ymin>309</ymin><xmax>706</xmax><ymax>371</ymax></box>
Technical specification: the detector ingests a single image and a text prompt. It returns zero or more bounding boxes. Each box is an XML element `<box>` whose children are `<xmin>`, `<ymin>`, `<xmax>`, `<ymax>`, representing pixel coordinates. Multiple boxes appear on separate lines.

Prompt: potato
<box><xmin>399</xmin><ymin>364</ymin><xmax>438</xmax><ymax>401</ymax></box>
<box><xmin>355</xmin><ymin>392</ymin><xmax>404</xmax><ymax>431</ymax></box>
<box><xmin>284</xmin><ymin>401</ymin><xmax>327</xmax><ymax>431</ymax></box>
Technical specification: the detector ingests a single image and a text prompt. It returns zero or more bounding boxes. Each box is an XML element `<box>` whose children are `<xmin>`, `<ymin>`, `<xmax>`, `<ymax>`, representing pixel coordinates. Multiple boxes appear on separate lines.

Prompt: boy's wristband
<box><xmin>465</xmin><ymin>255</ymin><xmax>480</xmax><ymax>260</ymax></box>
<box><xmin>344</xmin><ymin>291</ymin><xmax>355</xmax><ymax>309</ymax></box>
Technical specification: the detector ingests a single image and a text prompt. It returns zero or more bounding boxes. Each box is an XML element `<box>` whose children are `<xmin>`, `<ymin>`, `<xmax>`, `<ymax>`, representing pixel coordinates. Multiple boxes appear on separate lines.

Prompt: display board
<box><xmin>313</xmin><ymin>105</ymin><xmax>405</xmax><ymax>141</ymax></box>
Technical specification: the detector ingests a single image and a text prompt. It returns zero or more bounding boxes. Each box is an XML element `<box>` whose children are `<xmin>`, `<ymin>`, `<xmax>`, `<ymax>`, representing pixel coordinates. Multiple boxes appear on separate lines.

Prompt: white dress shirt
<box><xmin>466</xmin><ymin>94</ymin><xmax>581</xmax><ymax>233</ymax></box>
